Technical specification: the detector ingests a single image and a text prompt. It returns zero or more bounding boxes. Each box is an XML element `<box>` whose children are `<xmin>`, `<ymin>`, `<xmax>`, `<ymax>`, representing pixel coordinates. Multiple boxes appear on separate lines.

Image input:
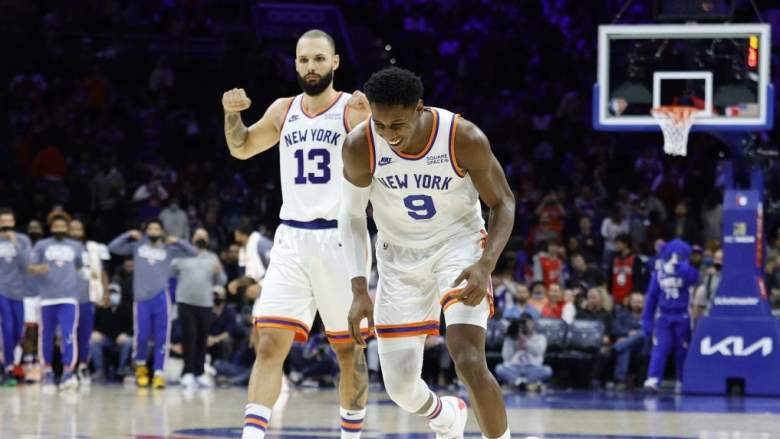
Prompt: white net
<box><xmin>651</xmin><ymin>106</ymin><xmax>698</xmax><ymax>157</ymax></box>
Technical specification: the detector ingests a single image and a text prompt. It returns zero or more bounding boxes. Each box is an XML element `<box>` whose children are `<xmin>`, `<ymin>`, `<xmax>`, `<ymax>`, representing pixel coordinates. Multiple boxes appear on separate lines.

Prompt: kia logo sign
<box><xmin>701</xmin><ymin>336</ymin><xmax>773</xmax><ymax>357</ymax></box>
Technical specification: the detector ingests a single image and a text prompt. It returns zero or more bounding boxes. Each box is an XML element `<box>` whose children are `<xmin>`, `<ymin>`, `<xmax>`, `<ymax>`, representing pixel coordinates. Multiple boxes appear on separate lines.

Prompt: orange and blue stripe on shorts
<box><xmin>244</xmin><ymin>414</ymin><xmax>268</xmax><ymax>432</ymax></box>
<box><xmin>326</xmin><ymin>328</ymin><xmax>374</xmax><ymax>344</ymax></box>
<box><xmin>375</xmin><ymin>320</ymin><xmax>440</xmax><ymax>338</ymax></box>
<box><xmin>254</xmin><ymin>316</ymin><xmax>310</xmax><ymax>342</ymax></box>
<box><xmin>340</xmin><ymin>417</ymin><xmax>364</xmax><ymax>433</ymax></box>
<box><xmin>440</xmin><ymin>284</ymin><xmax>495</xmax><ymax>318</ymax></box>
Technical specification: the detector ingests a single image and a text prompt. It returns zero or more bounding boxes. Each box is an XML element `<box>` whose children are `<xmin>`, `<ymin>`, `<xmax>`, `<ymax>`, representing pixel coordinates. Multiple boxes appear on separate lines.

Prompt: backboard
<box><xmin>594</xmin><ymin>24</ymin><xmax>773</xmax><ymax>131</ymax></box>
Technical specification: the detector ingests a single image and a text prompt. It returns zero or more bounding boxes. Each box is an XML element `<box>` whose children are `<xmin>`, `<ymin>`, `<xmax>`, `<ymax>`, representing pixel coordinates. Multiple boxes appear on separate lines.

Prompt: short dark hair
<box><xmin>299</xmin><ymin>29</ymin><xmax>336</xmax><ymax>53</ymax></box>
<box><xmin>616</xmin><ymin>233</ymin><xmax>632</xmax><ymax>247</ymax></box>
<box><xmin>144</xmin><ymin>218</ymin><xmax>164</xmax><ymax>230</ymax></box>
<box><xmin>48</xmin><ymin>213</ymin><xmax>70</xmax><ymax>226</ymax></box>
<box><xmin>0</xmin><ymin>207</ymin><xmax>13</xmax><ymax>217</ymax></box>
<box><xmin>364</xmin><ymin>67</ymin><xmax>423</xmax><ymax>107</ymax></box>
<box><xmin>235</xmin><ymin>223</ymin><xmax>253</xmax><ymax>236</ymax></box>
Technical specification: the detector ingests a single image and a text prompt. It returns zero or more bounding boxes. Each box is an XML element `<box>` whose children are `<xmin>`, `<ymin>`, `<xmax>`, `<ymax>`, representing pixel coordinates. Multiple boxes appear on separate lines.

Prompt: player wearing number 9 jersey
<box><xmin>222</xmin><ymin>30</ymin><xmax>372</xmax><ymax>439</ymax></box>
<box><xmin>339</xmin><ymin>67</ymin><xmax>515</xmax><ymax>439</ymax></box>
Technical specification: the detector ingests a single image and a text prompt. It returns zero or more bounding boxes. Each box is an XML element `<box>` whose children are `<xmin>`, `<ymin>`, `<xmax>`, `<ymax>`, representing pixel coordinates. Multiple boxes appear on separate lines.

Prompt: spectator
<box><xmin>577</xmin><ymin>288</ymin><xmax>613</xmax><ymax>344</ymax></box>
<box><xmin>502</xmin><ymin>283</ymin><xmax>541</xmax><ymax>321</ymax></box>
<box><xmin>689</xmin><ymin>245</ymin><xmax>704</xmax><ymax>272</ymax></box>
<box><xmin>496</xmin><ymin>313</ymin><xmax>552</xmax><ymax>391</ymax></box>
<box><xmin>533</xmin><ymin>241</ymin><xmax>564</xmax><ymax>289</ymax></box>
<box><xmin>576</xmin><ymin>216</ymin><xmax>602</xmax><ymax>264</ymax></box>
<box><xmin>90</xmin><ymin>282</ymin><xmax>134</xmax><ymax>381</ymax></box>
<box><xmin>664</xmin><ymin>200</ymin><xmax>700</xmax><ymax>245</ymax></box>
<box><xmin>700</xmin><ymin>191</ymin><xmax>723</xmax><ymax>245</ymax></box>
<box><xmin>528</xmin><ymin>281</ymin><xmax>548</xmax><ymax>312</ymax></box>
<box><xmin>611</xmin><ymin>292</ymin><xmax>646</xmax><ymax>390</ymax></box>
<box><xmin>609</xmin><ymin>234</ymin><xmax>647</xmax><ymax>307</ymax></box>
<box><xmin>171</xmin><ymin>228</ymin><xmax>226</xmax><ymax>389</ymax></box>
<box><xmin>208</xmin><ymin>286</ymin><xmax>243</xmax><ymax>363</ymax></box>
<box><xmin>577</xmin><ymin>288</ymin><xmax>614</xmax><ymax>388</ymax></box>
<box><xmin>542</xmin><ymin>284</ymin><xmax>565</xmax><ymax>319</ymax></box>
<box><xmin>567</xmin><ymin>253</ymin><xmax>604</xmax><ymax>291</ymax></box>
<box><xmin>31</xmin><ymin>143</ymin><xmax>69</xmax><ymax>205</ymax></box>
<box><xmin>287</xmin><ymin>333</ymin><xmax>338</xmax><ymax>387</ymax></box>
<box><xmin>132</xmin><ymin>174</ymin><xmax>169</xmax><ymax>220</ymax></box>
<box><xmin>528</xmin><ymin>213</ymin><xmax>561</xmax><ymax>250</ymax></box>
<box><xmin>149</xmin><ymin>57</ymin><xmax>175</xmax><ymax>93</ymax></box>
<box><xmin>601</xmin><ymin>207</ymin><xmax>629</xmax><ymax>267</ymax></box>
<box><xmin>228</xmin><ymin>224</ymin><xmax>270</xmax><ymax>301</ymax></box>
<box><xmin>160</xmin><ymin>198</ymin><xmax>190</xmax><ymax>241</ymax></box>
<box><xmin>561</xmin><ymin>289</ymin><xmax>577</xmax><ymax>324</ymax></box>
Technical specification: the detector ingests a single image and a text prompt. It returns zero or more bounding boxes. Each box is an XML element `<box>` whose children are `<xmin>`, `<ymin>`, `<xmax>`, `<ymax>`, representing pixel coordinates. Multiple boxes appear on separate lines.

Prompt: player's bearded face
<box><xmin>297</xmin><ymin>68</ymin><xmax>334</xmax><ymax>96</ymax></box>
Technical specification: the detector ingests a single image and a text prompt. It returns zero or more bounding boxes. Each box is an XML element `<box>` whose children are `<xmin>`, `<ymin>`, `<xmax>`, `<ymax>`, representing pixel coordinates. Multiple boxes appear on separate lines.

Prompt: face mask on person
<box><xmin>0</xmin><ymin>226</ymin><xmax>12</xmax><ymax>232</ymax></box>
<box><xmin>194</xmin><ymin>239</ymin><xmax>207</xmax><ymax>249</ymax></box>
<box><xmin>713</xmin><ymin>263</ymin><xmax>722</xmax><ymax>271</ymax></box>
<box><xmin>109</xmin><ymin>292</ymin><xmax>121</xmax><ymax>307</ymax></box>
<box><xmin>52</xmin><ymin>231</ymin><xmax>67</xmax><ymax>240</ymax></box>
<box><xmin>148</xmin><ymin>235</ymin><xmax>162</xmax><ymax>243</ymax></box>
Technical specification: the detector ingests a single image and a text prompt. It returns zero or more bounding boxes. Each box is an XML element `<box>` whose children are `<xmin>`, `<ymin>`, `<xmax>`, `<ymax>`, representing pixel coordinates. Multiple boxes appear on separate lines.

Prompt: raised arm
<box><xmin>450</xmin><ymin>118</ymin><xmax>516</xmax><ymax>306</ymax></box>
<box><xmin>222</xmin><ymin>88</ymin><xmax>292</xmax><ymax>160</ymax></box>
<box><xmin>338</xmin><ymin>121</ymin><xmax>374</xmax><ymax>346</ymax></box>
<box><xmin>108</xmin><ymin>231</ymin><xmax>140</xmax><ymax>256</ymax></box>
<box><xmin>165</xmin><ymin>236</ymin><xmax>198</xmax><ymax>258</ymax></box>
<box><xmin>345</xmin><ymin>90</ymin><xmax>371</xmax><ymax>132</ymax></box>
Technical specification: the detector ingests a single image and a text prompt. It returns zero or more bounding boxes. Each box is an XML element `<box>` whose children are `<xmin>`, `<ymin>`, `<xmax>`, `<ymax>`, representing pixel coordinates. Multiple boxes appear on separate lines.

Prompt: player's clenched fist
<box><xmin>222</xmin><ymin>88</ymin><xmax>252</xmax><ymax>112</ymax></box>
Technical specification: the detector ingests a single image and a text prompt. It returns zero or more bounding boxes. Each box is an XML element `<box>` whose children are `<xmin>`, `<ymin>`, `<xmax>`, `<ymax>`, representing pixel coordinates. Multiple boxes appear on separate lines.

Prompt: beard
<box><xmin>297</xmin><ymin>69</ymin><xmax>334</xmax><ymax>96</ymax></box>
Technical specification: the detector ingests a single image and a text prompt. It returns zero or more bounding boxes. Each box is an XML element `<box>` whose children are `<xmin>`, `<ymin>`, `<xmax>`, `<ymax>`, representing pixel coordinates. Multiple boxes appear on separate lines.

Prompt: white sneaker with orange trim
<box><xmin>430</xmin><ymin>396</ymin><xmax>468</xmax><ymax>439</ymax></box>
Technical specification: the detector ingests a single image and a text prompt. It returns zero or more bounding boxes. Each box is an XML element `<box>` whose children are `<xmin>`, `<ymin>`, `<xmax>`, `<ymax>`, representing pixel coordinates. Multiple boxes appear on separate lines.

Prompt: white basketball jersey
<box><xmin>367</xmin><ymin>107</ymin><xmax>485</xmax><ymax>248</ymax></box>
<box><xmin>278</xmin><ymin>92</ymin><xmax>351</xmax><ymax>222</ymax></box>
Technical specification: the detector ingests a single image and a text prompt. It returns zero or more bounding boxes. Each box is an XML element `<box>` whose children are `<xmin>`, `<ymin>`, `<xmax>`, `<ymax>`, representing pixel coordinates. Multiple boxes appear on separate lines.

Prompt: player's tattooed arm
<box><xmin>221</xmin><ymin>89</ymin><xmax>291</xmax><ymax>159</ymax></box>
<box><xmin>224</xmin><ymin>112</ymin><xmax>249</xmax><ymax>150</ymax></box>
<box><xmin>450</xmin><ymin>118</ymin><xmax>516</xmax><ymax>306</ymax></box>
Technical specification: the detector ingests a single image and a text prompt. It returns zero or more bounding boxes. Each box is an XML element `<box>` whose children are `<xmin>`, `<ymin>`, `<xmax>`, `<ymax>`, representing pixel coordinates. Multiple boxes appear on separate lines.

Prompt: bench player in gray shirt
<box><xmin>171</xmin><ymin>227</ymin><xmax>226</xmax><ymax>389</ymax></box>
<box><xmin>108</xmin><ymin>218</ymin><xmax>197</xmax><ymax>388</ymax></box>
<box><xmin>28</xmin><ymin>213</ymin><xmax>87</xmax><ymax>391</ymax></box>
<box><xmin>0</xmin><ymin>207</ymin><xmax>31</xmax><ymax>386</ymax></box>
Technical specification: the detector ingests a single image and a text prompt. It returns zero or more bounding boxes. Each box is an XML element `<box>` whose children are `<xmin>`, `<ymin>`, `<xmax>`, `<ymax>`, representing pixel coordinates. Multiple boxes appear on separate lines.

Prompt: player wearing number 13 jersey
<box><xmin>339</xmin><ymin>67</ymin><xmax>516</xmax><ymax>439</ymax></box>
<box><xmin>222</xmin><ymin>30</ymin><xmax>372</xmax><ymax>439</ymax></box>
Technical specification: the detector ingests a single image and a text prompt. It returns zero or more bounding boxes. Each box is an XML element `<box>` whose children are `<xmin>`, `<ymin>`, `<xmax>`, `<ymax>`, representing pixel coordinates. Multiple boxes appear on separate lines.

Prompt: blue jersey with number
<box><xmin>278</xmin><ymin>92</ymin><xmax>351</xmax><ymax>222</ymax></box>
<box><xmin>642</xmin><ymin>239</ymin><xmax>699</xmax><ymax>326</ymax></box>
<box><xmin>367</xmin><ymin>107</ymin><xmax>485</xmax><ymax>248</ymax></box>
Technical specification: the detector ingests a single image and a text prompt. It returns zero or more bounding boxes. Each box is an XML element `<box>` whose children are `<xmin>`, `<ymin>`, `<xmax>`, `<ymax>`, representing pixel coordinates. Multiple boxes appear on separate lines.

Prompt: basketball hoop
<box><xmin>651</xmin><ymin>106</ymin><xmax>698</xmax><ymax>157</ymax></box>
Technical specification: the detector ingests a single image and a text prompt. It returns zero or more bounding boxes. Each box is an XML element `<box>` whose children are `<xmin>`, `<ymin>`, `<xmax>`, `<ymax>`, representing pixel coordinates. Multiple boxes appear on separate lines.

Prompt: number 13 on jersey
<box><xmin>294</xmin><ymin>148</ymin><xmax>331</xmax><ymax>184</ymax></box>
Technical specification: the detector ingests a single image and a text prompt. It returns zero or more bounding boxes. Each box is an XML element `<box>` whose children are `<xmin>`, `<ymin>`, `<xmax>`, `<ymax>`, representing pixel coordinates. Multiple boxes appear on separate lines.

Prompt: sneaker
<box><xmin>643</xmin><ymin>377</ymin><xmax>660</xmax><ymax>393</ymax></box>
<box><xmin>430</xmin><ymin>397</ymin><xmax>468</xmax><ymax>439</ymax></box>
<box><xmin>3</xmin><ymin>376</ymin><xmax>18</xmax><ymax>387</ymax></box>
<box><xmin>78</xmin><ymin>365</ymin><xmax>91</xmax><ymax>386</ymax></box>
<box><xmin>152</xmin><ymin>372</ymin><xmax>166</xmax><ymax>389</ymax></box>
<box><xmin>526</xmin><ymin>383</ymin><xmax>544</xmax><ymax>392</ymax></box>
<box><xmin>41</xmin><ymin>371</ymin><xmax>56</xmax><ymax>393</ymax></box>
<box><xmin>135</xmin><ymin>365</ymin><xmax>150</xmax><ymax>387</ymax></box>
<box><xmin>180</xmin><ymin>373</ymin><xmax>196</xmax><ymax>389</ymax></box>
<box><xmin>196</xmin><ymin>373</ymin><xmax>214</xmax><ymax>389</ymax></box>
<box><xmin>59</xmin><ymin>371</ymin><xmax>79</xmax><ymax>391</ymax></box>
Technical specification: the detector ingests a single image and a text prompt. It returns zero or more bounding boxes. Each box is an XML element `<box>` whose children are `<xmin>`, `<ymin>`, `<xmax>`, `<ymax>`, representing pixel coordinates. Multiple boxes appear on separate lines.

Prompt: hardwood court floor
<box><xmin>1</xmin><ymin>384</ymin><xmax>779</xmax><ymax>438</ymax></box>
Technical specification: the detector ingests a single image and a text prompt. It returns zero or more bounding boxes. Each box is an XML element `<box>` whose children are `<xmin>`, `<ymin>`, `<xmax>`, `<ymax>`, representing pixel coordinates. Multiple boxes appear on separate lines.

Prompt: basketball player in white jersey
<box><xmin>339</xmin><ymin>67</ymin><xmax>515</xmax><ymax>439</ymax></box>
<box><xmin>222</xmin><ymin>30</ymin><xmax>372</xmax><ymax>439</ymax></box>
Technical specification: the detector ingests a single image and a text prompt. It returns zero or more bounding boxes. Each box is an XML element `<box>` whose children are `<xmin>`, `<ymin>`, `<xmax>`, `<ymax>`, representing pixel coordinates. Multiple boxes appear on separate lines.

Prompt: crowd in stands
<box><xmin>1</xmin><ymin>0</ymin><xmax>779</xmax><ymax>392</ymax></box>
